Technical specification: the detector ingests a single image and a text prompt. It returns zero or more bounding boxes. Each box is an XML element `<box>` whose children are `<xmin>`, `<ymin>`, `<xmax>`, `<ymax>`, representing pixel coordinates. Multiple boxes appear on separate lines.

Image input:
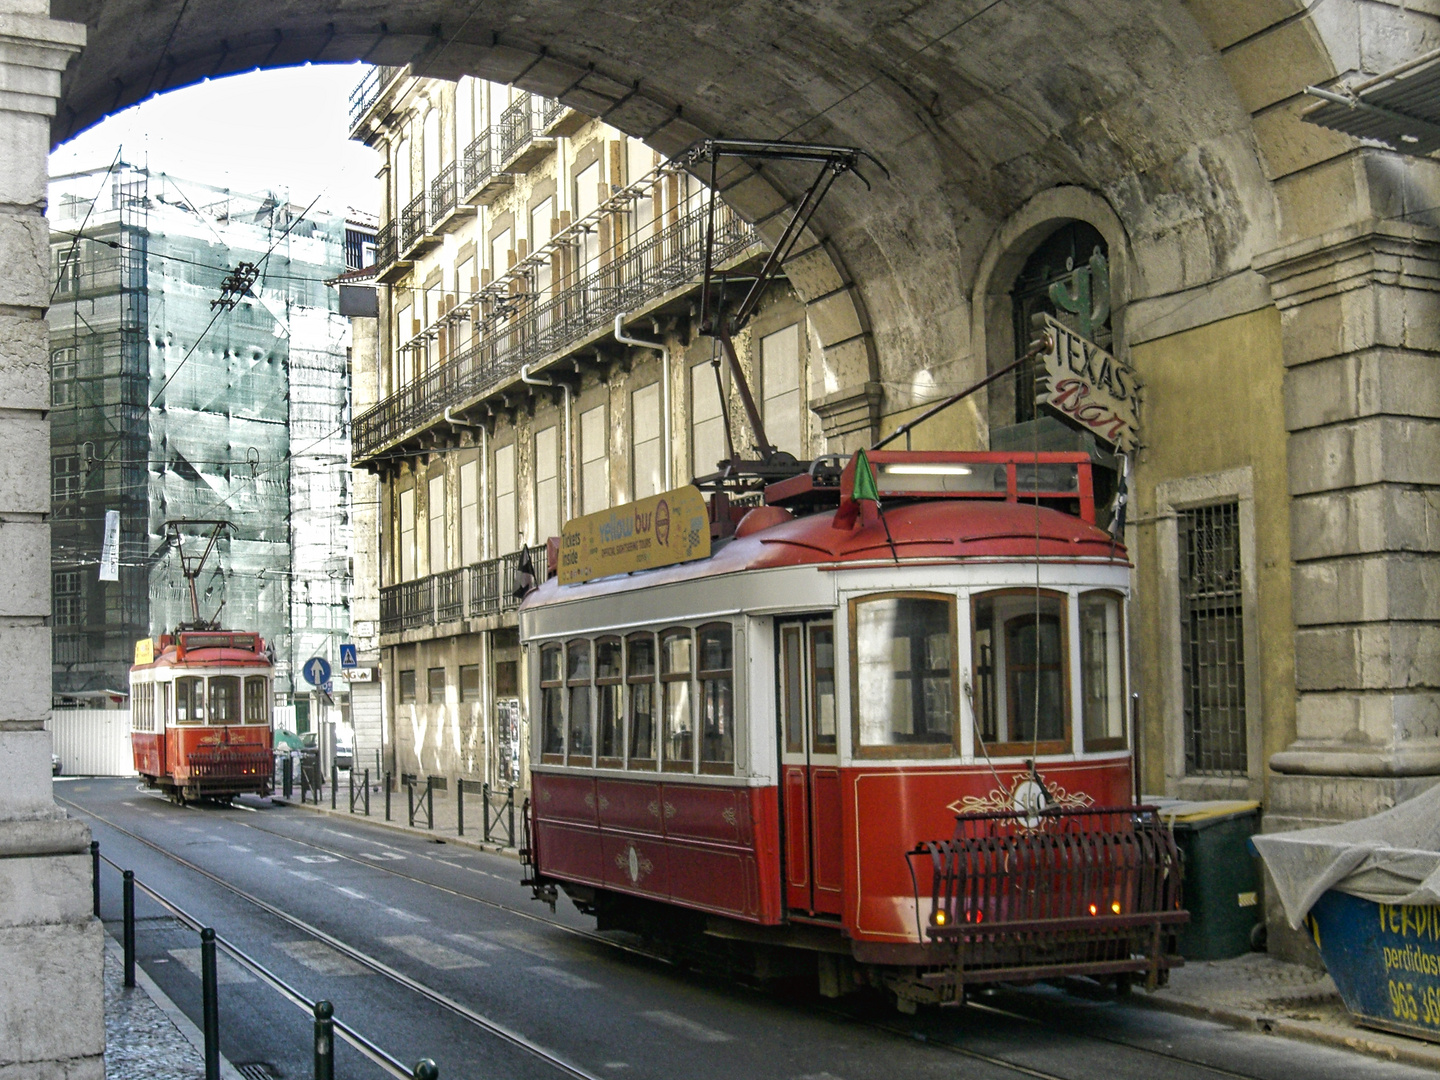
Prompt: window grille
<box><xmin>1179</xmin><ymin>502</ymin><xmax>1246</xmax><ymax>777</ymax></box>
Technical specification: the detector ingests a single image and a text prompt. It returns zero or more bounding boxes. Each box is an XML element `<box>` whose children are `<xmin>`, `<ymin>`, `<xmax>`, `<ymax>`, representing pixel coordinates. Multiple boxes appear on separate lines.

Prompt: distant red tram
<box><xmin>520</xmin><ymin>451</ymin><xmax>1185</xmax><ymax>1007</ymax></box>
<box><xmin>129</xmin><ymin>630</ymin><xmax>274</xmax><ymax>804</ymax></box>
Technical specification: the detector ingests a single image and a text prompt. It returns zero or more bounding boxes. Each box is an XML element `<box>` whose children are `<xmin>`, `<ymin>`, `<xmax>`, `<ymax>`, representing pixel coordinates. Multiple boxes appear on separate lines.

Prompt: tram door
<box><xmin>779</xmin><ymin>620</ymin><xmax>842</xmax><ymax>916</ymax></box>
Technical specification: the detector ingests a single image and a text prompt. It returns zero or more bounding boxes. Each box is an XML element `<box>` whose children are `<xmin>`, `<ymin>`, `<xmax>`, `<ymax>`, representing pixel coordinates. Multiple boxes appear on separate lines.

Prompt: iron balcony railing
<box><xmin>496</xmin><ymin>93</ymin><xmax>552</xmax><ymax>163</ymax></box>
<box><xmin>541</xmin><ymin>96</ymin><xmax>568</xmax><ymax>131</ymax></box>
<box><xmin>400</xmin><ymin>193</ymin><xmax>427</xmax><ymax>253</ymax></box>
<box><xmin>379</xmin><ymin>547</ymin><xmax>549</xmax><ymax>635</ymax></box>
<box><xmin>349</xmin><ymin>65</ymin><xmax>407</xmax><ymax>128</ymax></box>
<box><xmin>463</xmin><ymin>128</ymin><xmax>504</xmax><ymax>195</ymax></box>
<box><xmin>353</xmin><ymin>199</ymin><xmax>757</xmax><ymax>460</ymax></box>
<box><xmin>375</xmin><ymin>221</ymin><xmax>397</xmax><ymax>269</ymax></box>
<box><xmin>430</xmin><ymin>161</ymin><xmax>458</xmax><ymax>225</ymax></box>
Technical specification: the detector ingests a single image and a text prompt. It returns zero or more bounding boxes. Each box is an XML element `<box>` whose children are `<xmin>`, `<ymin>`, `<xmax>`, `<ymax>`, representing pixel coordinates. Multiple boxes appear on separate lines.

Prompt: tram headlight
<box><xmin>1111</xmin><ymin>900</ymin><xmax>1122</xmax><ymax>914</ymax></box>
<box><xmin>1088</xmin><ymin>903</ymin><xmax>1098</xmax><ymax>916</ymax></box>
<box><xmin>934</xmin><ymin>909</ymin><xmax>947</xmax><ymax>926</ymax></box>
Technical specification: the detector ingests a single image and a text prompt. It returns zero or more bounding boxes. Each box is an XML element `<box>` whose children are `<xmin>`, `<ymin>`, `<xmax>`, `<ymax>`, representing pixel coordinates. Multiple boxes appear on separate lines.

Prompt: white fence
<box><xmin>47</xmin><ymin>708</ymin><xmax>135</xmax><ymax>777</ymax></box>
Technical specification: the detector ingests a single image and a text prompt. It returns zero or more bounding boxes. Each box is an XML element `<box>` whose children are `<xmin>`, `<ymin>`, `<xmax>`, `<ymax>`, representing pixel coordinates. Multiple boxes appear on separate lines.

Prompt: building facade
<box><xmin>348</xmin><ymin>72</ymin><xmax>819</xmax><ymax>792</ymax></box>
<box><xmin>47</xmin><ymin>166</ymin><xmax>365</xmax><ymax>709</ymax></box>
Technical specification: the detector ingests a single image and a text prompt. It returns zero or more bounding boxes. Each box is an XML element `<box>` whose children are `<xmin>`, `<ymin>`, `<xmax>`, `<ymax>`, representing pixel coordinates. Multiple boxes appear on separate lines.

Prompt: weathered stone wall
<box><xmin>0</xmin><ymin>6</ymin><xmax>97</xmax><ymax>1077</ymax></box>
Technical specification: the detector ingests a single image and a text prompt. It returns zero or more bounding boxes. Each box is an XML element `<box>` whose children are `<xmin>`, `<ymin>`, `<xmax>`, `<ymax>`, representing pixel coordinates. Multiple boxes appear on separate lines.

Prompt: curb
<box><xmin>268</xmin><ymin>794</ymin><xmax>523</xmax><ymax>862</ymax></box>
<box><xmin>104</xmin><ymin>934</ymin><xmax>245</xmax><ymax>1080</ymax></box>
<box><xmin>1134</xmin><ymin>988</ymin><xmax>1440</xmax><ymax>1071</ymax></box>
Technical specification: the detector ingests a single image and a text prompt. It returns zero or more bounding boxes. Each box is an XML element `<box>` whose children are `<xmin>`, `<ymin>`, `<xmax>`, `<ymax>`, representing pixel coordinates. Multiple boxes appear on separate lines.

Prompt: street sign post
<box><xmin>302</xmin><ymin>656</ymin><xmax>331</xmax><ymax>688</ymax></box>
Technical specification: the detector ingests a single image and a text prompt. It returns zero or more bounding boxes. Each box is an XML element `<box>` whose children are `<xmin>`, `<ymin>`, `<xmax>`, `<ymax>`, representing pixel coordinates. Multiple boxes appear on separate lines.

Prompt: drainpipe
<box><xmin>614</xmin><ymin>313</ymin><xmax>671</xmax><ymax>491</ymax></box>
<box><xmin>519</xmin><ymin>363</ymin><xmax>573</xmax><ymax>523</ymax></box>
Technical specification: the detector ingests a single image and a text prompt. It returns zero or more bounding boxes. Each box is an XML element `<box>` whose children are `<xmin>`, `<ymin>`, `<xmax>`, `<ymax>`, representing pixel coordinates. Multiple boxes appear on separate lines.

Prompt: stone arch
<box><xmin>970</xmin><ymin>186</ymin><xmax>1135</xmax><ymax>448</ymax></box>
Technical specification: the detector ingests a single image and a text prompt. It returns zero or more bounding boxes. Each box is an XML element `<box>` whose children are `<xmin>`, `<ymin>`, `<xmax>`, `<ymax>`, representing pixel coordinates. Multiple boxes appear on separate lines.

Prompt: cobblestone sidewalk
<box><xmin>102</xmin><ymin>939</ymin><xmax>205</xmax><ymax>1080</ymax></box>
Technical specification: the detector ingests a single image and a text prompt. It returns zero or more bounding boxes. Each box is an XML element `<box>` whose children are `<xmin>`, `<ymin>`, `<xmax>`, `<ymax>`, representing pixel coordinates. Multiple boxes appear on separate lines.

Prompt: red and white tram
<box><xmin>129</xmin><ymin>630</ymin><xmax>275</xmax><ymax>804</ymax></box>
<box><xmin>520</xmin><ymin>450</ymin><xmax>1185</xmax><ymax>1007</ymax></box>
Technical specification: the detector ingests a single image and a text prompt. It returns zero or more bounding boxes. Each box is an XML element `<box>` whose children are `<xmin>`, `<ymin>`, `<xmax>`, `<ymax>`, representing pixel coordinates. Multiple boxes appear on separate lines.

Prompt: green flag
<box><xmin>853</xmin><ymin>447</ymin><xmax>880</xmax><ymax>506</ymax></box>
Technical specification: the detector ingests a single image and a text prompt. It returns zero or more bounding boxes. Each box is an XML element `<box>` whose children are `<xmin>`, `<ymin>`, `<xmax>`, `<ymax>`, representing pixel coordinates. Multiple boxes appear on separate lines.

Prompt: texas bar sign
<box><xmin>559</xmin><ymin>485</ymin><xmax>710</xmax><ymax>586</ymax></box>
<box><xmin>1038</xmin><ymin>313</ymin><xmax>1141</xmax><ymax>452</ymax></box>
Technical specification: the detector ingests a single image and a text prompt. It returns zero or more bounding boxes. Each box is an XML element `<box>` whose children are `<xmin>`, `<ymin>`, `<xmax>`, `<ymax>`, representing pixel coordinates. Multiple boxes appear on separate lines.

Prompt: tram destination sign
<box><xmin>1037</xmin><ymin>313</ymin><xmax>1142</xmax><ymax>453</ymax></box>
<box><xmin>560</xmin><ymin>485</ymin><xmax>711</xmax><ymax>586</ymax></box>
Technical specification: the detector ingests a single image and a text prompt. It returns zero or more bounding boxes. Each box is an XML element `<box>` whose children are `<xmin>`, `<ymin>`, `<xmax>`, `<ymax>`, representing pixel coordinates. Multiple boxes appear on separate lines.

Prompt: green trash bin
<box><xmin>1162</xmin><ymin>800</ymin><xmax>1263</xmax><ymax>961</ymax></box>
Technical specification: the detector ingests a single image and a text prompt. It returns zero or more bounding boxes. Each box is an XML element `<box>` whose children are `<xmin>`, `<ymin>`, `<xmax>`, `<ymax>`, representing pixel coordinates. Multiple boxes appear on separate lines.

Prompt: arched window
<box><xmin>1009</xmin><ymin>221</ymin><xmax>1110</xmax><ymax>426</ymax></box>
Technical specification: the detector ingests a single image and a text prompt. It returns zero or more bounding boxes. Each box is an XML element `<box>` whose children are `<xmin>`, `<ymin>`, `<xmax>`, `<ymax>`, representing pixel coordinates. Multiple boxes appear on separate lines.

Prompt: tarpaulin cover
<box><xmin>1253</xmin><ymin>782</ymin><xmax>1440</xmax><ymax>928</ymax></box>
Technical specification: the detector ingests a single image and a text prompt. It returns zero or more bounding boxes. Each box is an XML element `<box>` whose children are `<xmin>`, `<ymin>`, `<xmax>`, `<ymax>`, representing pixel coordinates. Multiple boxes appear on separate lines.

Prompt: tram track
<box><xmin>64</xmin><ymin>792</ymin><xmax>1285</xmax><ymax>1080</ymax></box>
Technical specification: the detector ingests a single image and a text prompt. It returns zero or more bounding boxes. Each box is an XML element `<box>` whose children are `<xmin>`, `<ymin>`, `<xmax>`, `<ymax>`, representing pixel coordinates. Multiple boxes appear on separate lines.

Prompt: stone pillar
<box><xmin>0</xmin><ymin>7</ymin><xmax>95</xmax><ymax>1080</ymax></box>
<box><xmin>1257</xmin><ymin>220</ymin><xmax>1440</xmax><ymax>834</ymax></box>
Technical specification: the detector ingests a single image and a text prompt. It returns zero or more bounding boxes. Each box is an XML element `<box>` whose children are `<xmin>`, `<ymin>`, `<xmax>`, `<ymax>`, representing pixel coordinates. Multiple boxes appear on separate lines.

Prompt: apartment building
<box><xmin>347</xmin><ymin>70</ymin><xmax>820</xmax><ymax>791</ymax></box>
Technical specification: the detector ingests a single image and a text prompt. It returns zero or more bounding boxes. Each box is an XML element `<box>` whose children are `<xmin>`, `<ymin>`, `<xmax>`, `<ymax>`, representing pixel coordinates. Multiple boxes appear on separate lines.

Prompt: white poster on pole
<box><xmin>99</xmin><ymin>510</ymin><xmax>120</xmax><ymax>581</ymax></box>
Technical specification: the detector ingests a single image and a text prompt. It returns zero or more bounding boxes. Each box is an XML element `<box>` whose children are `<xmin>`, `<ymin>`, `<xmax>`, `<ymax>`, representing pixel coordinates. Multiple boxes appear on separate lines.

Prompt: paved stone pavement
<box><xmin>102</xmin><ymin>939</ymin><xmax>205</xmax><ymax>1080</ymax></box>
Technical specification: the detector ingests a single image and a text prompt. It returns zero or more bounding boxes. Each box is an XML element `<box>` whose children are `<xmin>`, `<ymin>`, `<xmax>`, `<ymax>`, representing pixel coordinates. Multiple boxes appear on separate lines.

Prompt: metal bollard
<box><xmin>481</xmin><ymin>782</ymin><xmax>489</xmax><ymax>842</ymax></box>
<box><xmin>122</xmin><ymin>869</ymin><xmax>136</xmax><ymax>988</ymax></box>
<box><xmin>348</xmin><ymin>768</ymin><xmax>355</xmax><ymax>813</ymax></box>
<box><xmin>385</xmin><ymin>771</ymin><xmax>391</xmax><ymax>821</ymax></box>
<box><xmin>331</xmin><ymin>763</ymin><xmax>337</xmax><ymax>810</ymax></box>
<box><xmin>283</xmin><ymin>754</ymin><xmax>293</xmax><ymax>799</ymax></box>
<box><xmin>413</xmin><ymin>1059</ymin><xmax>439</xmax><ymax>1080</ymax></box>
<box><xmin>507</xmin><ymin>786</ymin><xmax>515</xmax><ymax>848</ymax></box>
<box><xmin>457</xmin><ymin>779</ymin><xmax>465</xmax><ymax>837</ymax></box>
<box><xmin>200</xmin><ymin>928</ymin><xmax>220</xmax><ymax>1080</ymax></box>
<box><xmin>363</xmin><ymin>768</ymin><xmax>371</xmax><ymax>816</ymax></box>
<box><xmin>300</xmin><ymin>769</ymin><xmax>308</xmax><ymax>804</ymax></box>
<box><xmin>313</xmin><ymin>999</ymin><xmax>334</xmax><ymax>1080</ymax></box>
<box><xmin>90</xmin><ymin>840</ymin><xmax>100</xmax><ymax>917</ymax></box>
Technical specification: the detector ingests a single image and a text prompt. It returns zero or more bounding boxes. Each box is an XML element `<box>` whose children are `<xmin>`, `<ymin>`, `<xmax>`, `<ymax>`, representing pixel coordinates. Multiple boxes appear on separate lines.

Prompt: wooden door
<box><xmin>779</xmin><ymin>621</ymin><xmax>842</xmax><ymax>917</ymax></box>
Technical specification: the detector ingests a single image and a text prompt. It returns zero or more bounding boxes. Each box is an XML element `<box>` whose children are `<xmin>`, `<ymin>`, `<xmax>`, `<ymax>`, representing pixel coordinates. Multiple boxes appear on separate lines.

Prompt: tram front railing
<box><xmin>909</xmin><ymin>804</ymin><xmax>1188</xmax><ymax>993</ymax></box>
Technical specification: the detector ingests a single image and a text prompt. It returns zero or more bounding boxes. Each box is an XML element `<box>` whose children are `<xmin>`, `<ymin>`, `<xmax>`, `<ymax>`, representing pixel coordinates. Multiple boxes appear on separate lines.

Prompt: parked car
<box><xmin>298</xmin><ymin>730</ymin><xmax>353</xmax><ymax>772</ymax></box>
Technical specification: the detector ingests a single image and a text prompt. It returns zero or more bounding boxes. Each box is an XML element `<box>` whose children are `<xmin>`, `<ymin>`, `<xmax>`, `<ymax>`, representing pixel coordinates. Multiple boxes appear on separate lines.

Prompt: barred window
<box><xmin>1180</xmin><ymin>502</ymin><xmax>1246</xmax><ymax>777</ymax></box>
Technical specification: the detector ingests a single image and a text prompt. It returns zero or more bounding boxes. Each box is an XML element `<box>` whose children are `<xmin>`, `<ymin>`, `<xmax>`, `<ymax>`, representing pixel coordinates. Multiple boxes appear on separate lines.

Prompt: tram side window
<box><xmin>661</xmin><ymin>629</ymin><xmax>694</xmax><ymax>772</ymax></box>
<box><xmin>210</xmin><ymin>676</ymin><xmax>241</xmax><ymax>723</ymax></box>
<box><xmin>161</xmin><ymin>682</ymin><xmax>171</xmax><ymax>728</ymax></box>
<box><xmin>567</xmin><ymin>639</ymin><xmax>594</xmax><ymax>765</ymax></box>
<box><xmin>971</xmin><ymin>591</ymin><xmax>1068</xmax><ymax>751</ymax></box>
<box><xmin>626</xmin><ymin>633</ymin><xmax>657</xmax><ymax>769</ymax></box>
<box><xmin>175</xmin><ymin>677</ymin><xmax>204</xmax><ymax>723</ymax></box>
<box><xmin>697</xmin><ymin>623</ymin><xmax>734</xmax><ymax>773</ymax></box>
<box><xmin>596</xmin><ymin>638</ymin><xmax>623</xmax><ymax>765</ymax></box>
<box><xmin>852</xmin><ymin>594</ymin><xmax>955</xmax><ymax>754</ymax></box>
<box><xmin>244</xmin><ymin>676</ymin><xmax>269</xmax><ymax>724</ymax></box>
<box><xmin>540</xmin><ymin>644</ymin><xmax>564</xmax><ymax>761</ymax></box>
<box><xmin>1080</xmin><ymin>592</ymin><xmax>1126</xmax><ymax>750</ymax></box>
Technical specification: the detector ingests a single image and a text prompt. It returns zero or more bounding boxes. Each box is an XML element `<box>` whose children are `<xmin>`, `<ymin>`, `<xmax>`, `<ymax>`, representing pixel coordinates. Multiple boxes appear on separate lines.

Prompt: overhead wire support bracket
<box><xmin>212</xmin><ymin>261</ymin><xmax>261</xmax><ymax>311</ymax></box>
<box><xmin>679</xmin><ymin>138</ymin><xmax>885</xmax><ymax>469</ymax></box>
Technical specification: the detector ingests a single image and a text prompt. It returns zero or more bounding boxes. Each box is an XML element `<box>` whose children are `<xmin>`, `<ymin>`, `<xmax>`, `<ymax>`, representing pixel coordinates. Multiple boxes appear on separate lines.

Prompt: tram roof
<box><xmin>131</xmin><ymin>630</ymin><xmax>271</xmax><ymax>673</ymax></box>
<box><xmin>524</xmin><ymin>497</ymin><xmax>1126</xmax><ymax>608</ymax></box>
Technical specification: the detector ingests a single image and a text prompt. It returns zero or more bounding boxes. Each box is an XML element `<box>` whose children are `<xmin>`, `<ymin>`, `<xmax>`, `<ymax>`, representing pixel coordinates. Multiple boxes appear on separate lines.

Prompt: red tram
<box><xmin>129</xmin><ymin>630</ymin><xmax>275</xmax><ymax>804</ymax></box>
<box><xmin>520</xmin><ymin>450</ymin><xmax>1185</xmax><ymax>1008</ymax></box>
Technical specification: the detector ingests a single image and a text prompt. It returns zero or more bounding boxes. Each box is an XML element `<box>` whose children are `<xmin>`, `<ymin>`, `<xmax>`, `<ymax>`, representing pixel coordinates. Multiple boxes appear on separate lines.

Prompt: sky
<box><xmin>48</xmin><ymin>63</ymin><xmax>381</xmax><ymax>218</ymax></box>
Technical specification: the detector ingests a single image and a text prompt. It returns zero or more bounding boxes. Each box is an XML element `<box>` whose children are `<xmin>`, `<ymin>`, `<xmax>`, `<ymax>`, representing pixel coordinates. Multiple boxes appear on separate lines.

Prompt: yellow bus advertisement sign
<box><xmin>559</xmin><ymin>486</ymin><xmax>711</xmax><ymax>585</ymax></box>
<box><xmin>133</xmin><ymin>638</ymin><xmax>154</xmax><ymax>666</ymax></box>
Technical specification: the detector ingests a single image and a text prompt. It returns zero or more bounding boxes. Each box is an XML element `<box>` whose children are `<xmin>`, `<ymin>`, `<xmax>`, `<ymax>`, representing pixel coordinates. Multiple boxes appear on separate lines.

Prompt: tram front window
<box><xmin>661</xmin><ymin>629</ymin><xmax>693</xmax><ymax>772</ymax></box>
<box><xmin>175</xmin><ymin>676</ymin><xmax>204</xmax><ymax>723</ymax></box>
<box><xmin>244</xmin><ymin>676</ymin><xmax>269</xmax><ymax>724</ymax></box>
<box><xmin>567</xmin><ymin>639</ymin><xmax>594</xmax><ymax>765</ymax></box>
<box><xmin>972</xmin><ymin>591</ymin><xmax>1069</xmax><ymax>752</ymax></box>
<box><xmin>209</xmin><ymin>676</ymin><xmax>241</xmax><ymax>723</ymax></box>
<box><xmin>853</xmin><ymin>594</ymin><xmax>954</xmax><ymax>752</ymax></box>
<box><xmin>698</xmin><ymin>624</ymin><xmax>733</xmax><ymax>772</ymax></box>
<box><xmin>626</xmin><ymin>633</ymin><xmax>657</xmax><ymax>768</ymax></box>
<box><xmin>540</xmin><ymin>644</ymin><xmax>563</xmax><ymax>761</ymax></box>
<box><xmin>596</xmin><ymin>638</ymin><xmax>623</xmax><ymax>764</ymax></box>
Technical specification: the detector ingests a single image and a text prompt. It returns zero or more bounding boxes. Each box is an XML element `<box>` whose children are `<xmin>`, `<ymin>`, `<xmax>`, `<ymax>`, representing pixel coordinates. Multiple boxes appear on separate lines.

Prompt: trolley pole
<box><xmin>121</xmin><ymin>869</ymin><xmax>136</xmax><ymax>988</ymax></box>
<box><xmin>200</xmin><ymin>928</ymin><xmax>220</xmax><ymax>1080</ymax></box>
<box><xmin>313</xmin><ymin>1000</ymin><xmax>334</xmax><ymax>1080</ymax></box>
<box><xmin>90</xmin><ymin>840</ymin><xmax>100</xmax><ymax>917</ymax></box>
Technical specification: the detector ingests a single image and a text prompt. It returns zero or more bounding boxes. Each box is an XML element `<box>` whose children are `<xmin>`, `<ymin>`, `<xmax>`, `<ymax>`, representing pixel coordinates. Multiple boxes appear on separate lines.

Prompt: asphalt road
<box><xmin>57</xmin><ymin>777</ymin><xmax>1440</xmax><ymax>1080</ymax></box>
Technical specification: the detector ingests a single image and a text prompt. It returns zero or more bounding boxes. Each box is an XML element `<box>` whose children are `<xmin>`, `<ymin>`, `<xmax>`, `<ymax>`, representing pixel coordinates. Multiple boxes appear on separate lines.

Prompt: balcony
<box><xmin>496</xmin><ymin>93</ymin><xmax>556</xmax><ymax>172</ymax></box>
<box><xmin>540</xmin><ymin>97</ymin><xmax>589</xmax><ymax>139</ymax></box>
<box><xmin>374</xmin><ymin>221</ymin><xmax>413</xmax><ymax>285</ymax></box>
<box><xmin>399</xmin><ymin>192</ymin><xmax>440</xmax><ymax>259</ymax></box>
<box><xmin>462</xmin><ymin>129</ymin><xmax>512</xmax><ymax>206</ymax></box>
<box><xmin>430</xmin><ymin>162</ymin><xmax>475</xmax><ymax>235</ymax></box>
<box><xmin>378</xmin><ymin>547</ymin><xmax>550</xmax><ymax>636</ymax></box>
<box><xmin>349</xmin><ymin>65</ymin><xmax>408</xmax><ymax>137</ymax></box>
<box><xmin>352</xmin><ymin>192</ymin><xmax>760</xmax><ymax>463</ymax></box>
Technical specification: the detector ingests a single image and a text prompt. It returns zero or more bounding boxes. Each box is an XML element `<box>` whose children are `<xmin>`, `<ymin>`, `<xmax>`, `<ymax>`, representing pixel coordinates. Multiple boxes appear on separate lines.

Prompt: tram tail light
<box><xmin>934</xmin><ymin>910</ymin><xmax>947</xmax><ymax>926</ymax></box>
<box><xmin>1088</xmin><ymin>903</ymin><xmax>1098</xmax><ymax>916</ymax></box>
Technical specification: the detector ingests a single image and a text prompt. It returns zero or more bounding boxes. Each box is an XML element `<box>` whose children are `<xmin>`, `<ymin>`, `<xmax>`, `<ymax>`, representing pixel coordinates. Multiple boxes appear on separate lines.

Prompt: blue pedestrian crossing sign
<box><xmin>339</xmin><ymin>644</ymin><xmax>357</xmax><ymax>669</ymax></box>
<box><xmin>302</xmin><ymin>656</ymin><xmax>331</xmax><ymax>688</ymax></box>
